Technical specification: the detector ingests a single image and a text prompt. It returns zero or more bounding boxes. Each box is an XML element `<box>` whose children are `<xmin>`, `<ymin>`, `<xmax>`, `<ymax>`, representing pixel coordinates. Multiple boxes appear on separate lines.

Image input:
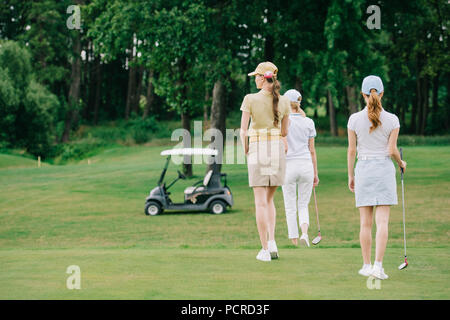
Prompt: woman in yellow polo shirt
<box><xmin>240</xmin><ymin>62</ymin><xmax>290</xmax><ymax>262</ymax></box>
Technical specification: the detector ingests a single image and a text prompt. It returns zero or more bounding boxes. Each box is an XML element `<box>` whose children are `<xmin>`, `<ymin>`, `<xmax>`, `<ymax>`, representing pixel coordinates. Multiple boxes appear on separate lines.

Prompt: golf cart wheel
<box><xmin>210</xmin><ymin>200</ymin><xmax>226</xmax><ymax>215</ymax></box>
<box><xmin>145</xmin><ymin>201</ymin><xmax>162</xmax><ymax>216</ymax></box>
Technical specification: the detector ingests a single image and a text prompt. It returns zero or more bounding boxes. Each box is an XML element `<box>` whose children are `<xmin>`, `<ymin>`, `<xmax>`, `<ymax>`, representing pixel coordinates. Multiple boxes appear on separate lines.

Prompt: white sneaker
<box><xmin>358</xmin><ymin>264</ymin><xmax>373</xmax><ymax>277</ymax></box>
<box><xmin>371</xmin><ymin>265</ymin><xmax>389</xmax><ymax>280</ymax></box>
<box><xmin>256</xmin><ymin>249</ymin><xmax>271</xmax><ymax>262</ymax></box>
<box><xmin>300</xmin><ymin>234</ymin><xmax>310</xmax><ymax>247</ymax></box>
<box><xmin>267</xmin><ymin>240</ymin><xmax>279</xmax><ymax>259</ymax></box>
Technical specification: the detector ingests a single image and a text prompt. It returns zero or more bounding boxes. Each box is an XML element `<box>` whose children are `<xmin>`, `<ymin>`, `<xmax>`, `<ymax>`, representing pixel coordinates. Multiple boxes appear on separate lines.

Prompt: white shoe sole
<box><xmin>256</xmin><ymin>257</ymin><xmax>271</xmax><ymax>262</ymax></box>
<box><xmin>256</xmin><ymin>250</ymin><xmax>271</xmax><ymax>262</ymax></box>
<box><xmin>370</xmin><ymin>272</ymin><xmax>388</xmax><ymax>280</ymax></box>
<box><xmin>358</xmin><ymin>270</ymin><xmax>372</xmax><ymax>277</ymax></box>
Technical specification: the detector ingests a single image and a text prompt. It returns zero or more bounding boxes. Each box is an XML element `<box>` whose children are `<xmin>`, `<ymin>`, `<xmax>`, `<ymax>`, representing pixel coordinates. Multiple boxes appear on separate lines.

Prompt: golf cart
<box><xmin>144</xmin><ymin>148</ymin><xmax>233</xmax><ymax>215</ymax></box>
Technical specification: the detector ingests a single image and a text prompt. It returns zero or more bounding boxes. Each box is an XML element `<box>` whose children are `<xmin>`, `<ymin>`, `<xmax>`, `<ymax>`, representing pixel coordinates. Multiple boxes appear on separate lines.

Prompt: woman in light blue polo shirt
<box><xmin>347</xmin><ymin>75</ymin><xmax>407</xmax><ymax>280</ymax></box>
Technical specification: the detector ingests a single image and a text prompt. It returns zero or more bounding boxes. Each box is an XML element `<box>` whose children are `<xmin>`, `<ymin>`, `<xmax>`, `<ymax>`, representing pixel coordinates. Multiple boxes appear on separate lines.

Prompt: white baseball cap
<box><xmin>361</xmin><ymin>75</ymin><xmax>384</xmax><ymax>95</ymax></box>
<box><xmin>283</xmin><ymin>89</ymin><xmax>302</xmax><ymax>103</ymax></box>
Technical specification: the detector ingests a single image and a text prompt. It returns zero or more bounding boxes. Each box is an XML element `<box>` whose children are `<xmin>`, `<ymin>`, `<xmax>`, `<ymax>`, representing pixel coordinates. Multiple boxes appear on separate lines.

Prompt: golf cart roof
<box><xmin>160</xmin><ymin>148</ymin><xmax>218</xmax><ymax>156</ymax></box>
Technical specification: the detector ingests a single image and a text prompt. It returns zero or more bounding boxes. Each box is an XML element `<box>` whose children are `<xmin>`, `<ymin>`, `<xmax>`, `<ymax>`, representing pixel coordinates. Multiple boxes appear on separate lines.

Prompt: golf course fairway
<box><xmin>0</xmin><ymin>145</ymin><xmax>449</xmax><ymax>299</ymax></box>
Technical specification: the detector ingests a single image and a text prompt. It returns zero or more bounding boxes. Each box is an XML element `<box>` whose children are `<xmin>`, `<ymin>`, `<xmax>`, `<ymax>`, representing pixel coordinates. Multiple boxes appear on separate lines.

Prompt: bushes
<box><xmin>125</xmin><ymin>116</ymin><xmax>159</xmax><ymax>144</ymax></box>
<box><xmin>397</xmin><ymin>135</ymin><xmax>450</xmax><ymax>146</ymax></box>
<box><xmin>49</xmin><ymin>138</ymin><xmax>108</xmax><ymax>164</ymax></box>
<box><xmin>75</xmin><ymin>116</ymin><xmax>162</xmax><ymax>144</ymax></box>
<box><xmin>44</xmin><ymin>117</ymin><xmax>162</xmax><ymax>163</ymax></box>
<box><xmin>314</xmin><ymin>135</ymin><xmax>450</xmax><ymax>146</ymax></box>
<box><xmin>0</xmin><ymin>41</ymin><xmax>59</xmax><ymax>158</ymax></box>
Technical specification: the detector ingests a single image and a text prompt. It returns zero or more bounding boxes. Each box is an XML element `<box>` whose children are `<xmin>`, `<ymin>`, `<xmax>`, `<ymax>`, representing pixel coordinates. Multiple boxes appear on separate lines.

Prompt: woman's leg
<box><xmin>253</xmin><ymin>187</ymin><xmax>269</xmax><ymax>249</ymax></box>
<box><xmin>359</xmin><ymin>206</ymin><xmax>374</xmax><ymax>265</ymax></box>
<box><xmin>375</xmin><ymin>205</ymin><xmax>390</xmax><ymax>263</ymax></box>
<box><xmin>266</xmin><ymin>186</ymin><xmax>278</xmax><ymax>242</ymax></box>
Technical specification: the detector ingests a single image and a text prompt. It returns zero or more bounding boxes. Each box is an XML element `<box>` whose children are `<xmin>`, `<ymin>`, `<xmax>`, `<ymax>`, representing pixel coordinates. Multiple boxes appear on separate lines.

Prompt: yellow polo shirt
<box><xmin>240</xmin><ymin>89</ymin><xmax>290</xmax><ymax>137</ymax></box>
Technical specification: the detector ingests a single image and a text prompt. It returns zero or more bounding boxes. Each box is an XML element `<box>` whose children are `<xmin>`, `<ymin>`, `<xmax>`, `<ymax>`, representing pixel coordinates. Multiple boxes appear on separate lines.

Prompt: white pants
<box><xmin>281</xmin><ymin>158</ymin><xmax>314</xmax><ymax>239</ymax></box>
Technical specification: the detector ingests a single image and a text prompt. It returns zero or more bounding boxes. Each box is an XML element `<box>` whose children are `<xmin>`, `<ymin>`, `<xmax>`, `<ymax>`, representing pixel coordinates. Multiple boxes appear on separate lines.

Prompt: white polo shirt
<box><xmin>286</xmin><ymin>114</ymin><xmax>316</xmax><ymax>160</ymax></box>
<box><xmin>347</xmin><ymin>107</ymin><xmax>400</xmax><ymax>159</ymax></box>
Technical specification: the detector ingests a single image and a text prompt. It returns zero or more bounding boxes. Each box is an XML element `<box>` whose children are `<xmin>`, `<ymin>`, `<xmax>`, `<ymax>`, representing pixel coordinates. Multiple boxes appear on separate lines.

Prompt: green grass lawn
<box><xmin>0</xmin><ymin>144</ymin><xmax>449</xmax><ymax>299</ymax></box>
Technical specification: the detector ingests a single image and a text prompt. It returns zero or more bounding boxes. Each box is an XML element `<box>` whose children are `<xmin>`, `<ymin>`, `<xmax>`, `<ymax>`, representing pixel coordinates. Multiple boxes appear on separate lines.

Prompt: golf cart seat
<box><xmin>184</xmin><ymin>170</ymin><xmax>213</xmax><ymax>195</ymax></box>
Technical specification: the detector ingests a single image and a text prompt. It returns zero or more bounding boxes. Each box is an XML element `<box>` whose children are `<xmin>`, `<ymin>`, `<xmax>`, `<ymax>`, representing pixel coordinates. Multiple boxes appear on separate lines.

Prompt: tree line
<box><xmin>0</xmin><ymin>0</ymin><xmax>449</xmax><ymax>171</ymax></box>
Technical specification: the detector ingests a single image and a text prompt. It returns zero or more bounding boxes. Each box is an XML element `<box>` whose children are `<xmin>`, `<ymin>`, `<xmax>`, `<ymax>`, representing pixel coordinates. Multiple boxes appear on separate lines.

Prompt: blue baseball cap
<box><xmin>284</xmin><ymin>89</ymin><xmax>302</xmax><ymax>102</ymax></box>
<box><xmin>361</xmin><ymin>75</ymin><xmax>384</xmax><ymax>95</ymax></box>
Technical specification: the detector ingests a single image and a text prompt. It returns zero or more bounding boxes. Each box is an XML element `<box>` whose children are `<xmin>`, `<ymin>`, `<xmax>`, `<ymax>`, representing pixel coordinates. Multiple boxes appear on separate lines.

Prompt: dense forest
<box><xmin>0</xmin><ymin>1</ymin><xmax>449</xmax><ymax>163</ymax></box>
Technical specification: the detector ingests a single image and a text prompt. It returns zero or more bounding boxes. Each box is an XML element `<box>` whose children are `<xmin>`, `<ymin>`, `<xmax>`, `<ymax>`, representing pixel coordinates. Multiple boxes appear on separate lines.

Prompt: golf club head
<box><xmin>312</xmin><ymin>235</ymin><xmax>322</xmax><ymax>245</ymax></box>
<box><xmin>398</xmin><ymin>262</ymin><xmax>408</xmax><ymax>270</ymax></box>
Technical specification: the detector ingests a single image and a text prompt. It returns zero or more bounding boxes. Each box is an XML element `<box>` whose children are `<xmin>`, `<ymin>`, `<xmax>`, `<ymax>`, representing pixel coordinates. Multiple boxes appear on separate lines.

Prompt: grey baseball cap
<box><xmin>361</xmin><ymin>75</ymin><xmax>384</xmax><ymax>95</ymax></box>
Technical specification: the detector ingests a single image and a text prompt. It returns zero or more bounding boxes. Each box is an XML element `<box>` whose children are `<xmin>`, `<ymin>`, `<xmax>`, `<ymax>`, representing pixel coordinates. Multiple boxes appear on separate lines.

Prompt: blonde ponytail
<box><xmin>290</xmin><ymin>101</ymin><xmax>300</xmax><ymax>112</ymax></box>
<box><xmin>368</xmin><ymin>89</ymin><xmax>382</xmax><ymax>133</ymax></box>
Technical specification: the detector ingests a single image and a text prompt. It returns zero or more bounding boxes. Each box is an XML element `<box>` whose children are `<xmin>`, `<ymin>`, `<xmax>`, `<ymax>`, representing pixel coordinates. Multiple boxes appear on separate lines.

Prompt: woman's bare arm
<box><xmin>281</xmin><ymin>115</ymin><xmax>289</xmax><ymax>137</ymax></box>
<box><xmin>282</xmin><ymin>136</ymin><xmax>288</xmax><ymax>154</ymax></box>
<box><xmin>308</xmin><ymin>137</ymin><xmax>319</xmax><ymax>186</ymax></box>
<box><xmin>388</xmin><ymin>128</ymin><xmax>407</xmax><ymax>172</ymax></box>
<box><xmin>240</xmin><ymin>111</ymin><xmax>250</xmax><ymax>154</ymax></box>
<box><xmin>347</xmin><ymin>129</ymin><xmax>357</xmax><ymax>192</ymax></box>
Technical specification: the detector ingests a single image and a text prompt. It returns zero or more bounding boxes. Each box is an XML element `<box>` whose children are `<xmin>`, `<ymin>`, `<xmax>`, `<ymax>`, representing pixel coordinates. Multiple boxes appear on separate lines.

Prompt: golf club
<box><xmin>398</xmin><ymin>147</ymin><xmax>408</xmax><ymax>270</ymax></box>
<box><xmin>312</xmin><ymin>187</ymin><xmax>322</xmax><ymax>245</ymax></box>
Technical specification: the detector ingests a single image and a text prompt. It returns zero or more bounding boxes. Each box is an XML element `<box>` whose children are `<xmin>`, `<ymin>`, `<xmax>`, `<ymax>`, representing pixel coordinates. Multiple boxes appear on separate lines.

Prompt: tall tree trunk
<box><xmin>415</xmin><ymin>53</ymin><xmax>426</xmax><ymax>134</ymax></box>
<box><xmin>359</xmin><ymin>94</ymin><xmax>366</xmax><ymax>111</ymax></box>
<box><xmin>264</xmin><ymin>1</ymin><xmax>275</xmax><ymax>61</ymax></box>
<box><xmin>431</xmin><ymin>73</ymin><xmax>439</xmax><ymax>126</ymax></box>
<box><xmin>245</xmin><ymin>71</ymin><xmax>250</xmax><ymax>93</ymax></box>
<box><xmin>420</xmin><ymin>76</ymin><xmax>429</xmax><ymax>135</ymax></box>
<box><xmin>125</xmin><ymin>67</ymin><xmax>136</xmax><ymax>120</ymax></box>
<box><xmin>82</xmin><ymin>41</ymin><xmax>90</xmax><ymax>121</ymax></box>
<box><xmin>208</xmin><ymin>80</ymin><xmax>227</xmax><ymax>173</ymax></box>
<box><xmin>417</xmin><ymin>78</ymin><xmax>423</xmax><ymax>135</ymax></box>
<box><xmin>143</xmin><ymin>69</ymin><xmax>154</xmax><ymax>119</ymax></box>
<box><xmin>178</xmin><ymin>58</ymin><xmax>192</xmax><ymax>177</ymax></box>
<box><xmin>411</xmin><ymin>77</ymin><xmax>420</xmax><ymax>134</ymax></box>
<box><xmin>264</xmin><ymin>36</ymin><xmax>274</xmax><ymax>62</ymax></box>
<box><xmin>204</xmin><ymin>88</ymin><xmax>210</xmax><ymax>128</ymax></box>
<box><xmin>295</xmin><ymin>77</ymin><xmax>303</xmax><ymax>94</ymax></box>
<box><xmin>327</xmin><ymin>89</ymin><xmax>338</xmax><ymax>136</ymax></box>
<box><xmin>61</xmin><ymin>32</ymin><xmax>82</xmax><ymax>143</ymax></box>
<box><xmin>132</xmin><ymin>65</ymin><xmax>144</xmax><ymax>115</ymax></box>
<box><xmin>432</xmin><ymin>74</ymin><xmax>439</xmax><ymax>113</ymax></box>
<box><xmin>181</xmin><ymin>111</ymin><xmax>192</xmax><ymax>177</ymax></box>
<box><xmin>93</xmin><ymin>56</ymin><xmax>102</xmax><ymax>125</ymax></box>
<box><xmin>410</xmin><ymin>98</ymin><xmax>417</xmax><ymax>134</ymax></box>
<box><xmin>346</xmin><ymin>85</ymin><xmax>358</xmax><ymax>114</ymax></box>
<box><xmin>416</xmin><ymin>76</ymin><xmax>429</xmax><ymax>135</ymax></box>
<box><xmin>446</xmin><ymin>73</ymin><xmax>450</xmax><ymax>130</ymax></box>
<box><xmin>396</xmin><ymin>91</ymin><xmax>406</xmax><ymax>128</ymax></box>
<box><xmin>105</xmin><ymin>62</ymin><xmax>113</xmax><ymax>118</ymax></box>
<box><xmin>394</xmin><ymin>89</ymin><xmax>401</xmax><ymax>118</ymax></box>
<box><xmin>399</xmin><ymin>101</ymin><xmax>406</xmax><ymax>128</ymax></box>
<box><xmin>125</xmin><ymin>45</ymin><xmax>137</xmax><ymax>120</ymax></box>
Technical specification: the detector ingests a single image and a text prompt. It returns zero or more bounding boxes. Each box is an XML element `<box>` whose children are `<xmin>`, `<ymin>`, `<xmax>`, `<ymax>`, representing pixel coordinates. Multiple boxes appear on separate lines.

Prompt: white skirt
<box><xmin>355</xmin><ymin>158</ymin><xmax>398</xmax><ymax>207</ymax></box>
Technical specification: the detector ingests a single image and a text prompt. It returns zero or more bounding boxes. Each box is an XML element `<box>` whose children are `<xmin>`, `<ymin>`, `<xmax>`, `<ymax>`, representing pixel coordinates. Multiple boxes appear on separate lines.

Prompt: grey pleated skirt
<box><xmin>354</xmin><ymin>158</ymin><xmax>398</xmax><ymax>207</ymax></box>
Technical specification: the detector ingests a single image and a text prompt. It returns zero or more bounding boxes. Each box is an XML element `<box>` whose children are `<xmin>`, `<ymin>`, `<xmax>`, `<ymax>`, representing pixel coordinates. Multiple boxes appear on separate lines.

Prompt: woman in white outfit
<box><xmin>281</xmin><ymin>89</ymin><xmax>319</xmax><ymax>247</ymax></box>
<box><xmin>347</xmin><ymin>75</ymin><xmax>407</xmax><ymax>280</ymax></box>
